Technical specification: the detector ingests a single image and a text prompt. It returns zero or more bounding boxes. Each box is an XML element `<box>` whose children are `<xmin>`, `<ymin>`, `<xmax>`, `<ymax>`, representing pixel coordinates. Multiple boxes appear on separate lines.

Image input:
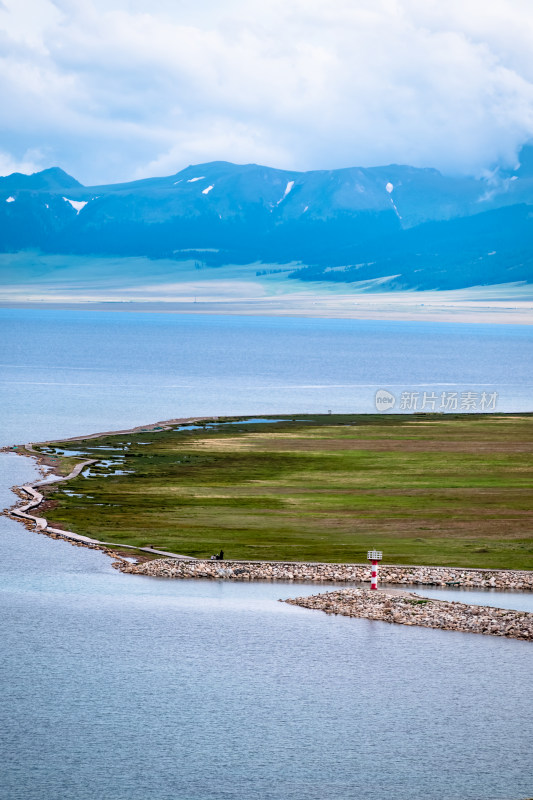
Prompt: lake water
<box><xmin>2</xmin><ymin>308</ymin><xmax>533</xmax><ymax>443</ymax></box>
<box><xmin>1</xmin><ymin>308</ymin><xmax>532</xmax><ymax>800</ymax></box>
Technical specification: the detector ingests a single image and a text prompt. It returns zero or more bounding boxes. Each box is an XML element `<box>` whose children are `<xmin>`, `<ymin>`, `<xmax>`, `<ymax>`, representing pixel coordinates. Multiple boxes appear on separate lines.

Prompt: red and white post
<box><xmin>367</xmin><ymin>550</ymin><xmax>383</xmax><ymax>590</ymax></box>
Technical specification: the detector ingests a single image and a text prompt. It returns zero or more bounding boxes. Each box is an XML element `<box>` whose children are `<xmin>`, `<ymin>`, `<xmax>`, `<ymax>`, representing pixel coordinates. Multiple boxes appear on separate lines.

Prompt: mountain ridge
<box><xmin>1</xmin><ymin>151</ymin><xmax>532</xmax><ymax>290</ymax></box>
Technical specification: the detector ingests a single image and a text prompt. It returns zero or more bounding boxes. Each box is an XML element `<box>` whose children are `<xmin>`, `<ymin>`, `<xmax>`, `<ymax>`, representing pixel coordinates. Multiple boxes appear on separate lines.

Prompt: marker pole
<box><xmin>367</xmin><ymin>550</ymin><xmax>383</xmax><ymax>590</ymax></box>
<box><xmin>371</xmin><ymin>559</ymin><xmax>378</xmax><ymax>590</ymax></box>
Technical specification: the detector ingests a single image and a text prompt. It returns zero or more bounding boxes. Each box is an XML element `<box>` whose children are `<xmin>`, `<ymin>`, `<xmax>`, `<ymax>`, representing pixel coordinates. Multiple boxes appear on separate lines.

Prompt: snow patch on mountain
<box><xmin>386</xmin><ymin>182</ymin><xmax>394</xmax><ymax>193</ymax></box>
<box><xmin>6</xmin><ymin>196</ymin><xmax>15</xmax><ymax>202</ymax></box>
<box><xmin>202</xmin><ymin>185</ymin><xmax>214</xmax><ymax>195</ymax></box>
<box><xmin>389</xmin><ymin>198</ymin><xmax>402</xmax><ymax>219</ymax></box>
<box><xmin>187</xmin><ymin>176</ymin><xmax>205</xmax><ymax>183</ymax></box>
<box><xmin>277</xmin><ymin>180</ymin><xmax>294</xmax><ymax>204</ymax></box>
<box><xmin>63</xmin><ymin>197</ymin><xmax>88</xmax><ymax>214</ymax></box>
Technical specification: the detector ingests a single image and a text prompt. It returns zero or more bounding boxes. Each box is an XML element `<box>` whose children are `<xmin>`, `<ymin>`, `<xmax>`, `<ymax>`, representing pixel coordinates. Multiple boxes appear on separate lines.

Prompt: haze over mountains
<box><xmin>2</xmin><ymin>149</ymin><xmax>533</xmax><ymax>291</ymax></box>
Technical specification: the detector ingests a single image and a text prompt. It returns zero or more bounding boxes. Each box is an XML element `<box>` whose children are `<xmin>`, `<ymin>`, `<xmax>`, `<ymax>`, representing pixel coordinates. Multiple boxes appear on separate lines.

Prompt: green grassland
<box><xmin>35</xmin><ymin>413</ymin><xmax>533</xmax><ymax>569</ymax></box>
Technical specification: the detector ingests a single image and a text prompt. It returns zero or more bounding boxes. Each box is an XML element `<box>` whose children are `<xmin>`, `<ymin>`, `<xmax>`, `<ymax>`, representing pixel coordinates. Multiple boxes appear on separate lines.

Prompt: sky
<box><xmin>1</xmin><ymin>0</ymin><xmax>533</xmax><ymax>185</ymax></box>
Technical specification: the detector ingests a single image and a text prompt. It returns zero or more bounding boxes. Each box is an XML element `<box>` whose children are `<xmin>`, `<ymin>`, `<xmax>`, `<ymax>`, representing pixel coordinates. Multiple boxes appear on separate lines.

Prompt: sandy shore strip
<box><xmin>283</xmin><ymin>588</ymin><xmax>533</xmax><ymax>641</ymax></box>
<box><xmin>3</xmin><ymin>283</ymin><xmax>533</xmax><ymax>325</ymax></box>
<box><xmin>17</xmin><ymin>414</ymin><xmax>220</xmax><ymax>450</ymax></box>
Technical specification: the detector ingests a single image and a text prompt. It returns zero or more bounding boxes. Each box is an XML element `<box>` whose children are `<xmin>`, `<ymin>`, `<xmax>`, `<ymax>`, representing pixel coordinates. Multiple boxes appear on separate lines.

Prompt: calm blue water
<box><xmin>1</xmin><ymin>308</ymin><xmax>532</xmax><ymax>444</ymax></box>
<box><xmin>1</xmin><ymin>308</ymin><xmax>532</xmax><ymax>800</ymax></box>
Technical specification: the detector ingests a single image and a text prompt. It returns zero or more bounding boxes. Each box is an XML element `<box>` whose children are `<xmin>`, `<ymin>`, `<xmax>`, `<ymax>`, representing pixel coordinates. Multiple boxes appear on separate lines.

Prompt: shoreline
<box><xmin>1</xmin><ymin>298</ymin><xmax>533</xmax><ymax>325</ymax></box>
<box><xmin>4</xmin><ymin>414</ymin><xmax>533</xmax><ymax>605</ymax></box>
<box><xmin>18</xmin><ymin>414</ymin><xmax>219</xmax><ymax>450</ymax></box>
<box><xmin>4</xmin><ymin>414</ymin><xmax>215</xmax><ymax>561</ymax></box>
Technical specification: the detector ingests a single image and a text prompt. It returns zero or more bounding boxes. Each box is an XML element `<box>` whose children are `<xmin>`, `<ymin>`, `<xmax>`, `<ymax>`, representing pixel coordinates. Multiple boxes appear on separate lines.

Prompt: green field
<box><xmin>34</xmin><ymin>413</ymin><xmax>533</xmax><ymax>569</ymax></box>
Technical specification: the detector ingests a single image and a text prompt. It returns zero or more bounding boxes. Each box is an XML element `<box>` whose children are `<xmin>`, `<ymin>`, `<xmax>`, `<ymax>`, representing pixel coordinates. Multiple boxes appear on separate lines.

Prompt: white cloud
<box><xmin>0</xmin><ymin>0</ymin><xmax>533</xmax><ymax>183</ymax></box>
<box><xmin>0</xmin><ymin>147</ymin><xmax>45</xmax><ymax>176</ymax></box>
<box><xmin>135</xmin><ymin>119</ymin><xmax>293</xmax><ymax>179</ymax></box>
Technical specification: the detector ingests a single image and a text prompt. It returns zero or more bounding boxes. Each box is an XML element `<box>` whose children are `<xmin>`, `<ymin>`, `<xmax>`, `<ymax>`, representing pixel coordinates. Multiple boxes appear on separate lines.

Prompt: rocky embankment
<box><xmin>118</xmin><ymin>558</ymin><xmax>533</xmax><ymax>590</ymax></box>
<box><xmin>284</xmin><ymin>588</ymin><xmax>533</xmax><ymax>640</ymax></box>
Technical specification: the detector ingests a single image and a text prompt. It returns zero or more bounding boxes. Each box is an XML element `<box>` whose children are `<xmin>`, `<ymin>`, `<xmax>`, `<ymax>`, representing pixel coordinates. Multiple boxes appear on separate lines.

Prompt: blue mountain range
<box><xmin>1</xmin><ymin>149</ymin><xmax>532</xmax><ymax>290</ymax></box>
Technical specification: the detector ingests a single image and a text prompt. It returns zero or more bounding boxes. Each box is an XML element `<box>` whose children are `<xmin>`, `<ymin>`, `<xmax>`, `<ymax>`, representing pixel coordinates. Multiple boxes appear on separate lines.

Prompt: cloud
<box><xmin>1</xmin><ymin>0</ymin><xmax>533</xmax><ymax>183</ymax></box>
<box><xmin>0</xmin><ymin>147</ymin><xmax>45</xmax><ymax>175</ymax></box>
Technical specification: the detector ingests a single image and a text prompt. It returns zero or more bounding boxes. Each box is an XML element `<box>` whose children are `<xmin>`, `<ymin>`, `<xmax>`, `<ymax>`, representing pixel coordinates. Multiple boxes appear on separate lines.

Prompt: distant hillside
<box><xmin>1</xmin><ymin>150</ymin><xmax>533</xmax><ymax>290</ymax></box>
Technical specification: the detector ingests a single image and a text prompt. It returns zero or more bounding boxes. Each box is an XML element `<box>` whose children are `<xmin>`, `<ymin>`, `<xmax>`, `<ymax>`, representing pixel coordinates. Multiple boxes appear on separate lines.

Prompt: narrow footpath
<box><xmin>9</xmin><ymin>452</ymin><xmax>196</xmax><ymax>560</ymax></box>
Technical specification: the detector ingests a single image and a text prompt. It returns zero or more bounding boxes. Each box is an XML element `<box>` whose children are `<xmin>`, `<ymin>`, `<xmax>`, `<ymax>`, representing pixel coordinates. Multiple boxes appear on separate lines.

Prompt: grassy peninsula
<box><xmin>31</xmin><ymin>413</ymin><xmax>533</xmax><ymax>569</ymax></box>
